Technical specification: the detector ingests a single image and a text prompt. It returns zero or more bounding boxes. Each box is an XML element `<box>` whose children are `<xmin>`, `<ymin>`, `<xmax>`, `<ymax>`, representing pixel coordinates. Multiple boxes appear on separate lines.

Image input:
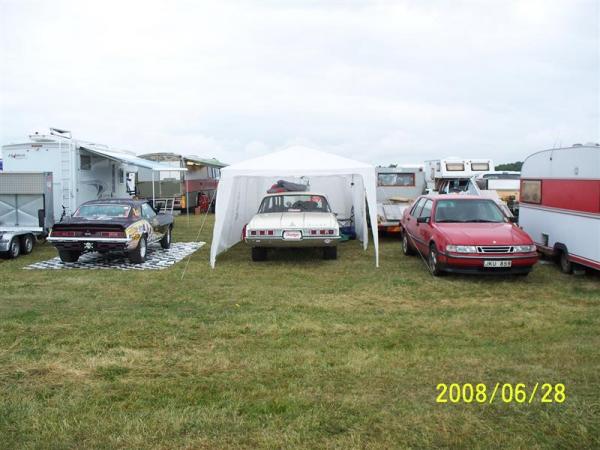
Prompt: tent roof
<box><xmin>223</xmin><ymin>146</ymin><xmax>373</xmax><ymax>175</ymax></box>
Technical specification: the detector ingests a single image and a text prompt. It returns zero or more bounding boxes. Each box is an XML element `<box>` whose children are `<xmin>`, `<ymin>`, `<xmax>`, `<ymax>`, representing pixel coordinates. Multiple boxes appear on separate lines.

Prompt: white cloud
<box><xmin>1</xmin><ymin>0</ymin><xmax>598</xmax><ymax>166</ymax></box>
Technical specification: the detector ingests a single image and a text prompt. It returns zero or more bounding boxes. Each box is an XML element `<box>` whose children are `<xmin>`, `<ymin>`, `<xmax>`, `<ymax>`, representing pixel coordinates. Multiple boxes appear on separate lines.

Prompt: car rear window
<box><xmin>259</xmin><ymin>195</ymin><xmax>331</xmax><ymax>213</ymax></box>
<box><xmin>74</xmin><ymin>204</ymin><xmax>131</xmax><ymax>218</ymax></box>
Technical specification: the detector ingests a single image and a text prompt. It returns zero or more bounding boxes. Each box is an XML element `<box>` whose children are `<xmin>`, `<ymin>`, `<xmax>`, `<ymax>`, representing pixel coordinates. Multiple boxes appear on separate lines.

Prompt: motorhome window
<box><xmin>377</xmin><ymin>173</ymin><xmax>415</xmax><ymax>186</ymax></box>
<box><xmin>74</xmin><ymin>204</ymin><xmax>130</xmax><ymax>218</ymax></box>
<box><xmin>80</xmin><ymin>154</ymin><xmax>91</xmax><ymax>170</ymax></box>
<box><xmin>446</xmin><ymin>163</ymin><xmax>465</xmax><ymax>171</ymax></box>
<box><xmin>483</xmin><ymin>173</ymin><xmax>519</xmax><ymax>179</ymax></box>
<box><xmin>471</xmin><ymin>163</ymin><xmax>490</xmax><ymax>171</ymax></box>
<box><xmin>119</xmin><ymin>169</ymin><xmax>124</xmax><ymax>184</ymax></box>
<box><xmin>521</xmin><ymin>180</ymin><xmax>542</xmax><ymax>204</ymax></box>
<box><xmin>410</xmin><ymin>198</ymin><xmax>426</xmax><ymax>217</ymax></box>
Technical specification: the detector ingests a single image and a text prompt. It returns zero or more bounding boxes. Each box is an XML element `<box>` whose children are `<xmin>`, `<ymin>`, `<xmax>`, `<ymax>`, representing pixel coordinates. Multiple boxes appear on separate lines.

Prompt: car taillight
<box><xmin>310</xmin><ymin>230</ymin><xmax>317</xmax><ymax>235</ymax></box>
<box><xmin>267</xmin><ymin>230</ymin><xmax>274</xmax><ymax>236</ymax></box>
<box><xmin>327</xmin><ymin>229</ymin><xmax>334</xmax><ymax>235</ymax></box>
<box><xmin>250</xmin><ymin>230</ymin><xmax>257</xmax><ymax>236</ymax></box>
<box><xmin>100</xmin><ymin>231</ymin><xmax>125</xmax><ymax>238</ymax></box>
<box><xmin>52</xmin><ymin>230</ymin><xmax>75</xmax><ymax>237</ymax></box>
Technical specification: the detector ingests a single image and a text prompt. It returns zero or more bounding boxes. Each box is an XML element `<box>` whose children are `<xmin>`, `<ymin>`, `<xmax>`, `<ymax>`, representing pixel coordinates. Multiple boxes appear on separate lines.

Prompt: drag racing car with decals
<box><xmin>47</xmin><ymin>199</ymin><xmax>173</xmax><ymax>263</ymax></box>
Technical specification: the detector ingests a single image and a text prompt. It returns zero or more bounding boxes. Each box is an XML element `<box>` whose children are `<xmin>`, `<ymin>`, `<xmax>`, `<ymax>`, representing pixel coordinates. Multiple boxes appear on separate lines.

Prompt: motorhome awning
<box><xmin>80</xmin><ymin>145</ymin><xmax>187</xmax><ymax>172</ymax></box>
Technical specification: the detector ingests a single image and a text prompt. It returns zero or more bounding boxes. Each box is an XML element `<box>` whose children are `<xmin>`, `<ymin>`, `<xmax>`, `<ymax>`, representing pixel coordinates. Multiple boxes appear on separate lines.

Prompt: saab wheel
<box><xmin>160</xmin><ymin>226</ymin><xmax>172</xmax><ymax>249</ymax></box>
<box><xmin>559</xmin><ymin>250</ymin><xmax>572</xmax><ymax>274</ymax></box>
<box><xmin>402</xmin><ymin>232</ymin><xmax>415</xmax><ymax>256</ymax></box>
<box><xmin>7</xmin><ymin>238</ymin><xmax>20</xmax><ymax>259</ymax></box>
<box><xmin>428</xmin><ymin>243</ymin><xmax>444</xmax><ymax>276</ymax></box>
<box><xmin>323</xmin><ymin>246</ymin><xmax>338</xmax><ymax>260</ymax></box>
<box><xmin>58</xmin><ymin>250</ymin><xmax>80</xmax><ymax>263</ymax></box>
<box><xmin>129</xmin><ymin>235</ymin><xmax>148</xmax><ymax>263</ymax></box>
<box><xmin>20</xmin><ymin>234</ymin><xmax>35</xmax><ymax>255</ymax></box>
<box><xmin>251</xmin><ymin>247</ymin><xmax>267</xmax><ymax>261</ymax></box>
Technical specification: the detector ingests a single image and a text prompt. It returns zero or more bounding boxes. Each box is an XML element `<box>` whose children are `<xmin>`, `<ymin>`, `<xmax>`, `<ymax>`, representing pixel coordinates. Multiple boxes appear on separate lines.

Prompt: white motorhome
<box><xmin>425</xmin><ymin>157</ymin><xmax>494</xmax><ymax>192</ymax></box>
<box><xmin>519</xmin><ymin>143</ymin><xmax>600</xmax><ymax>273</ymax></box>
<box><xmin>1</xmin><ymin>129</ymin><xmax>184</xmax><ymax>222</ymax></box>
<box><xmin>375</xmin><ymin>166</ymin><xmax>426</xmax><ymax>233</ymax></box>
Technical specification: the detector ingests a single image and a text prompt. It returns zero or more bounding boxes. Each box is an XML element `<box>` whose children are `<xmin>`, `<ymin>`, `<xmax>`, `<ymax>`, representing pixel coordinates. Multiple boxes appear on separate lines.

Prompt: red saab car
<box><xmin>401</xmin><ymin>195</ymin><xmax>538</xmax><ymax>276</ymax></box>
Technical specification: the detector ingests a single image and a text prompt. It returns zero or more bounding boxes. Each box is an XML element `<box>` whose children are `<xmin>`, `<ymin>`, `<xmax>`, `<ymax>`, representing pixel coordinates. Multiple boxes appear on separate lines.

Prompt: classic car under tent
<box><xmin>209</xmin><ymin>146</ymin><xmax>380</xmax><ymax>267</ymax></box>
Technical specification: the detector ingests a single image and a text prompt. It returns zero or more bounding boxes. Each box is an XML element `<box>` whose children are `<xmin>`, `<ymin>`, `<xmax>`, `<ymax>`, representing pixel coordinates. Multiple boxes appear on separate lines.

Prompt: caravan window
<box><xmin>80</xmin><ymin>154</ymin><xmax>91</xmax><ymax>170</ymax></box>
<box><xmin>377</xmin><ymin>173</ymin><xmax>415</xmax><ymax>187</ymax></box>
<box><xmin>446</xmin><ymin>162</ymin><xmax>465</xmax><ymax>171</ymax></box>
<box><xmin>471</xmin><ymin>162</ymin><xmax>490</xmax><ymax>171</ymax></box>
<box><xmin>521</xmin><ymin>180</ymin><xmax>542</xmax><ymax>204</ymax></box>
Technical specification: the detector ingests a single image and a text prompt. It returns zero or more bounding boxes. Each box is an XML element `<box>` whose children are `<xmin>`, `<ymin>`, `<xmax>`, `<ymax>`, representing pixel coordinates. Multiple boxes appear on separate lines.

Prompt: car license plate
<box><xmin>283</xmin><ymin>230</ymin><xmax>302</xmax><ymax>240</ymax></box>
<box><xmin>484</xmin><ymin>260</ymin><xmax>512</xmax><ymax>268</ymax></box>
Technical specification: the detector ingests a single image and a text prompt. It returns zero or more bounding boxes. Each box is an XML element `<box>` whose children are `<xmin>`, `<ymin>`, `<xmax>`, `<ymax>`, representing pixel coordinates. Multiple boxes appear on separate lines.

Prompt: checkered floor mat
<box><xmin>24</xmin><ymin>242</ymin><xmax>205</xmax><ymax>270</ymax></box>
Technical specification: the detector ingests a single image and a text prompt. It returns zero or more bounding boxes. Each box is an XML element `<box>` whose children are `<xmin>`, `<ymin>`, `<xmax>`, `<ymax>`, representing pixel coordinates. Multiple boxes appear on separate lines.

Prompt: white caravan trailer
<box><xmin>375</xmin><ymin>166</ymin><xmax>426</xmax><ymax>233</ymax></box>
<box><xmin>519</xmin><ymin>143</ymin><xmax>600</xmax><ymax>273</ymax></box>
<box><xmin>1</xmin><ymin>129</ymin><xmax>185</xmax><ymax>222</ymax></box>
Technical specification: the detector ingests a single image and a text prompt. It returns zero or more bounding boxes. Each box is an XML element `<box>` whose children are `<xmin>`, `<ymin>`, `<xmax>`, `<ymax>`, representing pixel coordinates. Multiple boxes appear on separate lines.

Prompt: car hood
<box><xmin>248</xmin><ymin>212</ymin><xmax>338</xmax><ymax>229</ymax></box>
<box><xmin>434</xmin><ymin>223</ymin><xmax>533</xmax><ymax>245</ymax></box>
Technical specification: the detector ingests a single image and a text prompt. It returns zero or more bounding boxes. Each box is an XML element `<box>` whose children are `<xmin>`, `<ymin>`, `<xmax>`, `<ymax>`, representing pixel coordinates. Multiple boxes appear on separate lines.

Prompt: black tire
<box><xmin>160</xmin><ymin>226</ymin><xmax>172</xmax><ymax>249</ymax></box>
<box><xmin>559</xmin><ymin>250</ymin><xmax>573</xmax><ymax>274</ymax></box>
<box><xmin>251</xmin><ymin>247</ymin><xmax>267</xmax><ymax>261</ymax></box>
<box><xmin>323</xmin><ymin>246</ymin><xmax>338</xmax><ymax>260</ymax></box>
<box><xmin>58</xmin><ymin>250</ymin><xmax>81</xmax><ymax>263</ymax></box>
<box><xmin>20</xmin><ymin>234</ymin><xmax>35</xmax><ymax>255</ymax></box>
<box><xmin>428</xmin><ymin>243</ymin><xmax>444</xmax><ymax>276</ymax></box>
<box><xmin>7</xmin><ymin>237</ymin><xmax>20</xmax><ymax>259</ymax></box>
<box><xmin>129</xmin><ymin>235</ymin><xmax>148</xmax><ymax>263</ymax></box>
<box><xmin>402</xmin><ymin>232</ymin><xmax>415</xmax><ymax>256</ymax></box>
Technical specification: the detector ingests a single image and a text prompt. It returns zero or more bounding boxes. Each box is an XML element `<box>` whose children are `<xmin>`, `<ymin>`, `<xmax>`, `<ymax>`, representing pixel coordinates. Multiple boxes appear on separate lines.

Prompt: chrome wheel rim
<box><xmin>26</xmin><ymin>238</ymin><xmax>33</xmax><ymax>252</ymax></box>
<box><xmin>140</xmin><ymin>239</ymin><xmax>147</xmax><ymax>258</ymax></box>
<box><xmin>403</xmin><ymin>235</ymin><xmax>408</xmax><ymax>253</ymax></box>
<box><xmin>10</xmin><ymin>241</ymin><xmax>18</xmax><ymax>257</ymax></box>
<box><xmin>167</xmin><ymin>230</ymin><xmax>171</xmax><ymax>244</ymax></box>
<box><xmin>429</xmin><ymin>249</ymin><xmax>437</xmax><ymax>270</ymax></box>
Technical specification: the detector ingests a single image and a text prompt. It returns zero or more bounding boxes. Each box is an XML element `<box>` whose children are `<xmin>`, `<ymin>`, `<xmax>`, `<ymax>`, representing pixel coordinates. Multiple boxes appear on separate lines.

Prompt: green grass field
<box><xmin>1</xmin><ymin>215</ymin><xmax>599</xmax><ymax>449</ymax></box>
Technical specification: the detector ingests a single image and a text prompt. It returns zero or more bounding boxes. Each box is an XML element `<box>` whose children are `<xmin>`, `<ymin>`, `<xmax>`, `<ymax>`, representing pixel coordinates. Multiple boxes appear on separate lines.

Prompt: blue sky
<box><xmin>1</xmin><ymin>0</ymin><xmax>598</xmax><ymax>166</ymax></box>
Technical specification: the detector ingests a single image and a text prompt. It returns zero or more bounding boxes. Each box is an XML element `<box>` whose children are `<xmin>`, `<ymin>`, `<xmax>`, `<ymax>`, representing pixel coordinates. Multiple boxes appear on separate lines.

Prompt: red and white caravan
<box><xmin>519</xmin><ymin>143</ymin><xmax>600</xmax><ymax>273</ymax></box>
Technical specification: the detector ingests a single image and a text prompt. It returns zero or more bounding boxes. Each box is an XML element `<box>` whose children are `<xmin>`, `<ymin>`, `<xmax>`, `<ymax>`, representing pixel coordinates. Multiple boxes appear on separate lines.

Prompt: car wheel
<box><xmin>559</xmin><ymin>250</ymin><xmax>572</xmax><ymax>274</ymax></box>
<box><xmin>58</xmin><ymin>250</ymin><xmax>81</xmax><ymax>263</ymax></box>
<box><xmin>323</xmin><ymin>246</ymin><xmax>338</xmax><ymax>260</ymax></box>
<box><xmin>7</xmin><ymin>238</ymin><xmax>20</xmax><ymax>259</ymax></box>
<box><xmin>428</xmin><ymin>243</ymin><xmax>443</xmax><ymax>276</ymax></box>
<box><xmin>129</xmin><ymin>235</ymin><xmax>148</xmax><ymax>263</ymax></box>
<box><xmin>20</xmin><ymin>234</ymin><xmax>35</xmax><ymax>254</ymax></box>
<box><xmin>160</xmin><ymin>226</ymin><xmax>172</xmax><ymax>249</ymax></box>
<box><xmin>402</xmin><ymin>232</ymin><xmax>415</xmax><ymax>256</ymax></box>
<box><xmin>251</xmin><ymin>247</ymin><xmax>267</xmax><ymax>261</ymax></box>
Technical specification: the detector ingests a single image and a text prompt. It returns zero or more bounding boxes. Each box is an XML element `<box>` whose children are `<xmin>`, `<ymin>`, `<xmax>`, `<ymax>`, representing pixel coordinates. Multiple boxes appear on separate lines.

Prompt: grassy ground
<box><xmin>0</xmin><ymin>215</ymin><xmax>599</xmax><ymax>449</ymax></box>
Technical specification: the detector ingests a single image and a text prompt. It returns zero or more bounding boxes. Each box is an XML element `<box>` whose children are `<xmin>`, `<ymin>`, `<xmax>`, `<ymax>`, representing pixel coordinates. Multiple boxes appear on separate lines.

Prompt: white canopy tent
<box><xmin>209</xmin><ymin>146</ymin><xmax>379</xmax><ymax>268</ymax></box>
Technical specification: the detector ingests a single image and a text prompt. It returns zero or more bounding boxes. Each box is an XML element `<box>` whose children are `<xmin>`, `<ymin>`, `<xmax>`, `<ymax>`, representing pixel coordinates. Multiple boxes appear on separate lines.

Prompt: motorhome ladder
<box><xmin>59</xmin><ymin>142</ymin><xmax>73</xmax><ymax>214</ymax></box>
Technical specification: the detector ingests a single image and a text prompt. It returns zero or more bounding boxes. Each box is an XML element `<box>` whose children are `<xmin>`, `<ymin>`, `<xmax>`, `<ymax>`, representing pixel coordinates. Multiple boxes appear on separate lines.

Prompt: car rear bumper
<box><xmin>48</xmin><ymin>237</ymin><xmax>135</xmax><ymax>252</ymax></box>
<box><xmin>245</xmin><ymin>237</ymin><xmax>339</xmax><ymax>248</ymax></box>
<box><xmin>437</xmin><ymin>252</ymin><xmax>538</xmax><ymax>274</ymax></box>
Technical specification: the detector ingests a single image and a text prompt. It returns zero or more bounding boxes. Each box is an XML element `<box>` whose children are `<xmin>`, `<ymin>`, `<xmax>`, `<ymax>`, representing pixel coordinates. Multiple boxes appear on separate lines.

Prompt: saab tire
<box><xmin>402</xmin><ymin>232</ymin><xmax>415</xmax><ymax>256</ymax></box>
<box><xmin>428</xmin><ymin>243</ymin><xmax>444</xmax><ymax>276</ymax></box>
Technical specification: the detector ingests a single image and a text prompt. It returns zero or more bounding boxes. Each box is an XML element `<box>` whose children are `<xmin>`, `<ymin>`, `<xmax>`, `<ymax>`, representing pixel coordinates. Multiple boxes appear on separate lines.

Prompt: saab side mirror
<box><xmin>416</xmin><ymin>216</ymin><xmax>430</xmax><ymax>224</ymax></box>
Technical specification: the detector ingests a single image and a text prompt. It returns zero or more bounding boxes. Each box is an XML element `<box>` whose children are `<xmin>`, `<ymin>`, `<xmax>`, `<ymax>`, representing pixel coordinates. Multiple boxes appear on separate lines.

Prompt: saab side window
<box><xmin>419</xmin><ymin>200</ymin><xmax>433</xmax><ymax>221</ymax></box>
<box><xmin>410</xmin><ymin>198</ymin><xmax>426</xmax><ymax>217</ymax></box>
<box><xmin>142</xmin><ymin>203</ymin><xmax>157</xmax><ymax>220</ymax></box>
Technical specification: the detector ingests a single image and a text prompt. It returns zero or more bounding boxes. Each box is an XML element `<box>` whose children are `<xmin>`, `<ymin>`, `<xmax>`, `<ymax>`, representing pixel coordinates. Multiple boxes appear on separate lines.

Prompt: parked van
<box><xmin>519</xmin><ymin>143</ymin><xmax>600</xmax><ymax>273</ymax></box>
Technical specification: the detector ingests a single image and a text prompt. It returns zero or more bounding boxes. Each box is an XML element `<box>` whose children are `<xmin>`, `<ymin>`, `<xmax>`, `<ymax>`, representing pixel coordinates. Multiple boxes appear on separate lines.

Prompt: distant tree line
<box><xmin>495</xmin><ymin>161</ymin><xmax>523</xmax><ymax>171</ymax></box>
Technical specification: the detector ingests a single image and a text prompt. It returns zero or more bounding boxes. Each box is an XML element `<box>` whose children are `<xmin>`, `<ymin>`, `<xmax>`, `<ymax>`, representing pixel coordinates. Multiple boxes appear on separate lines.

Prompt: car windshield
<box><xmin>434</xmin><ymin>199</ymin><xmax>506</xmax><ymax>223</ymax></box>
<box><xmin>74</xmin><ymin>204</ymin><xmax>131</xmax><ymax>218</ymax></box>
<box><xmin>258</xmin><ymin>195</ymin><xmax>331</xmax><ymax>213</ymax></box>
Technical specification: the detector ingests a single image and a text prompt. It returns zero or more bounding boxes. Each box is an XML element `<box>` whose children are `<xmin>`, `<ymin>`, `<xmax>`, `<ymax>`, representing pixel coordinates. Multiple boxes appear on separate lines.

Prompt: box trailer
<box><xmin>2</xmin><ymin>129</ymin><xmax>186</xmax><ymax>222</ymax></box>
<box><xmin>375</xmin><ymin>166</ymin><xmax>426</xmax><ymax>233</ymax></box>
<box><xmin>136</xmin><ymin>153</ymin><xmax>226</xmax><ymax>212</ymax></box>
<box><xmin>0</xmin><ymin>172</ymin><xmax>54</xmax><ymax>258</ymax></box>
<box><xmin>519</xmin><ymin>143</ymin><xmax>600</xmax><ymax>273</ymax></box>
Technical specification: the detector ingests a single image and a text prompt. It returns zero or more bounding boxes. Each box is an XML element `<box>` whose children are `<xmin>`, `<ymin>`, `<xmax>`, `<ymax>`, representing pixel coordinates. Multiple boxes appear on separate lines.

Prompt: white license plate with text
<box><xmin>484</xmin><ymin>260</ymin><xmax>512</xmax><ymax>268</ymax></box>
<box><xmin>283</xmin><ymin>230</ymin><xmax>302</xmax><ymax>240</ymax></box>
